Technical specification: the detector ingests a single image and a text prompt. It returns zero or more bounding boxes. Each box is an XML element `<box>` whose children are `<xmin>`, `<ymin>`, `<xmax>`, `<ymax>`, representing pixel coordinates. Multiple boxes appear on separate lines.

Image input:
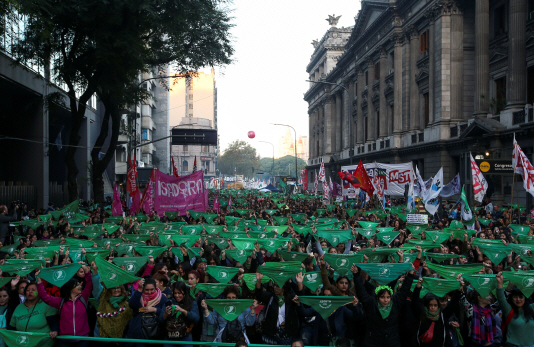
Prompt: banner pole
<box><xmin>510</xmin><ymin>173</ymin><xmax>515</xmax><ymax>225</ymax></box>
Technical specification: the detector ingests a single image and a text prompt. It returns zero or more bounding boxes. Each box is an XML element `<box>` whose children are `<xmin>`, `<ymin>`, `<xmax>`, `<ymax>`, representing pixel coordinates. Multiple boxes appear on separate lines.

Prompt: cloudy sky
<box><xmin>215</xmin><ymin>0</ymin><xmax>361</xmax><ymax>159</ymax></box>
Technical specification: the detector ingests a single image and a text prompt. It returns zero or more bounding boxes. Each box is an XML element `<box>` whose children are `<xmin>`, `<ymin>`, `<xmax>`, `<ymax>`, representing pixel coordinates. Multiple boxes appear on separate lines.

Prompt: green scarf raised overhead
<box><xmin>357</xmin><ymin>263</ymin><xmax>413</xmax><ymax>285</ymax></box>
<box><xmin>231</xmin><ymin>238</ymin><xmax>258</xmax><ymax>251</ymax></box>
<box><xmin>193</xmin><ymin>283</ymin><xmax>231</xmax><ymax>298</ymax></box>
<box><xmin>264</xmin><ymin>261</ymin><xmax>302</xmax><ymax>272</ymax></box>
<box><xmin>257</xmin><ymin>267</ymin><xmax>300</xmax><ymax>287</ymax></box>
<box><xmin>324</xmin><ymin>253</ymin><xmax>364</xmax><ymax>276</ymax></box>
<box><xmin>477</xmin><ymin>245</ymin><xmax>510</xmax><ymax>264</ymax></box>
<box><xmin>503</xmin><ymin>272</ymin><xmax>534</xmax><ymax>297</ymax></box>
<box><xmin>258</xmin><ymin>239</ymin><xmax>287</xmax><ymax>253</ymax></box>
<box><xmin>425</xmin><ymin>262</ymin><xmax>483</xmax><ymax>279</ymax></box>
<box><xmin>302</xmin><ymin>271</ymin><xmax>323</xmax><ymax>292</ymax></box>
<box><xmin>298</xmin><ymin>296</ymin><xmax>354</xmax><ymax>320</ymax></box>
<box><xmin>375</xmin><ymin>231</ymin><xmax>400</xmax><ymax>245</ymax></box>
<box><xmin>425</xmin><ymin>252</ymin><xmax>465</xmax><ymax>263</ymax></box>
<box><xmin>95</xmin><ymin>256</ymin><xmax>141</xmax><ymax>287</ymax></box>
<box><xmin>242</xmin><ymin>273</ymin><xmax>270</xmax><ymax>291</ymax></box>
<box><xmin>317</xmin><ymin>229</ymin><xmax>353</xmax><ymax>247</ymax></box>
<box><xmin>358</xmin><ymin>221</ymin><xmax>379</xmax><ymax>229</ymax></box>
<box><xmin>134</xmin><ymin>246</ymin><xmax>167</xmax><ymax>258</ymax></box>
<box><xmin>422</xmin><ymin>277</ymin><xmax>460</xmax><ymax>297</ymax></box>
<box><xmin>206</xmin><ymin>265</ymin><xmax>239</xmax><ymax>283</ymax></box>
<box><xmin>112</xmin><ymin>256</ymin><xmax>148</xmax><ymax>275</ymax></box>
<box><xmin>463</xmin><ymin>274</ymin><xmax>497</xmax><ymax>297</ymax></box>
<box><xmin>225</xmin><ymin>249</ymin><xmax>253</xmax><ymax>264</ymax></box>
<box><xmin>205</xmin><ymin>299</ymin><xmax>253</xmax><ymax>321</ymax></box>
<box><xmin>358</xmin><ymin>247</ymin><xmax>399</xmax><ymax>263</ymax></box>
<box><xmin>278</xmin><ymin>250</ymin><xmax>309</xmax><ymax>263</ymax></box>
<box><xmin>38</xmin><ymin>263</ymin><xmax>82</xmax><ymax>288</ymax></box>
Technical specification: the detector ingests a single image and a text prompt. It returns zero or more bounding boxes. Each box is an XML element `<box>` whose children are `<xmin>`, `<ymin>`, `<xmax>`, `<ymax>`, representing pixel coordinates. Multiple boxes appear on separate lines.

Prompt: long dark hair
<box><xmin>60</xmin><ymin>278</ymin><xmax>81</xmax><ymax>299</ymax></box>
<box><xmin>507</xmin><ymin>288</ymin><xmax>534</xmax><ymax>322</ymax></box>
<box><xmin>171</xmin><ymin>281</ymin><xmax>193</xmax><ymax>311</ymax></box>
<box><xmin>421</xmin><ymin>294</ymin><xmax>441</xmax><ymax>320</ymax></box>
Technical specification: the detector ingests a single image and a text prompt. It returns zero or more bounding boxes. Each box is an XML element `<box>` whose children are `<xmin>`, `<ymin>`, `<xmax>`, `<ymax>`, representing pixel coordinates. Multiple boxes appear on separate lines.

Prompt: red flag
<box><xmin>338</xmin><ymin>171</ymin><xmax>360</xmax><ymax>188</ymax></box>
<box><xmin>193</xmin><ymin>156</ymin><xmax>197</xmax><ymax>173</ymax></box>
<box><xmin>112</xmin><ymin>182</ymin><xmax>122</xmax><ymax>216</ymax></box>
<box><xmin>126</xmin><ymin>155</ymin><xmax>138</xmax><ymax>194</ymax></box>
<box><xmin>300</xmin><ymin>169</ymin><xmax>308</xmax><ymax>191</ymax></box>
<box><xmin>140</xmin><ymin>168</ymin><xmax>156</xmax><ymax>214</ymax></box>
<box><xmin>354</xmin><ymin>160</ymin><xmax>374</xmax><ymax>195</ymax></box>
<box><xmin>318</xmin><ymin>160</ymin><xmax>325</xmax><ymax>182</ymax></box>
<box><xmin>171</xmin><ymin>157</ymin><xmax>180</xmax><ymax>177</ymax></box>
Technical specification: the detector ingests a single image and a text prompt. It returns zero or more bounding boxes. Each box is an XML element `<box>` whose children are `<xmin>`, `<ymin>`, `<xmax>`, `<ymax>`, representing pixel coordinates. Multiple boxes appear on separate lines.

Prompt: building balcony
<box><xmin>117</xmin><ymin>133</ymin><xmax>128</xmax><ymax>144</ymax></box>
<box><xmin>141</xmin><ymin>142</ymin><xmax>155</xmax><ymax>154</ymax></box>
<box><xmin>115</xmin><ymin>161</ymin><xmax>127</xmax><ymax>175</ymax></box>
<box><xmin>142</xmin><ymin>116</ymin><xmax>156</xmax><ymax>130</ymax></box>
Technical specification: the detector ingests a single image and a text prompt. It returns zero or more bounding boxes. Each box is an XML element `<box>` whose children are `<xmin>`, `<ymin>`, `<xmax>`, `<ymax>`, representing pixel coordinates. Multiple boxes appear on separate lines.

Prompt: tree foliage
<box><xmin>10</xmin><ymin>0</ymin><xmax>234</xmax><ymax>202</ymax></box>
<box><xmin>259</xmin><ymin>156</ymin><xmax>307</xmax><ymax>178</ymax></box>
<box><xmin>217</xmin><ymin>140</ymin><xmax>261</xmax><ymax>178</ymax></box>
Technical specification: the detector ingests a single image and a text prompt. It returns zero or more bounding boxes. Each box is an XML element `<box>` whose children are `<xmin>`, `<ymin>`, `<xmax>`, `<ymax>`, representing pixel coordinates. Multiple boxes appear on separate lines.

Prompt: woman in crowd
<box><xmin>8</xmin><ymin>282</ymin><xmax>58</xmax><ymax>347</ymax></box>
<box><xmin>161</xmin><ymin>281</ymin><xmax>200</xmax><ymax>347</ymax></box>
<box><xmin>36</xmin><ymin>264</ymin><xmax>93</xmax><ymax>347</ymax></box>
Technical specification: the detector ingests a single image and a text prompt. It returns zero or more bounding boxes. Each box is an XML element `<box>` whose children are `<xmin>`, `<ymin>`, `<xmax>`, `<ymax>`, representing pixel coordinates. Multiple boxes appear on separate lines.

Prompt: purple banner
<box><xmin>154</xmin><ymin>170</ymin><xmax>206</xmax><ymax>216</ymax></box>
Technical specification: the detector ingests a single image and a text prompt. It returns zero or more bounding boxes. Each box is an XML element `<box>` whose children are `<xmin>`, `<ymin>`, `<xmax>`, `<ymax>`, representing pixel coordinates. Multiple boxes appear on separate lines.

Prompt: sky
<box><xmin>215</xmin><ymin>0</ymin><xmax>361</xmax><ymax>159</ymax></box>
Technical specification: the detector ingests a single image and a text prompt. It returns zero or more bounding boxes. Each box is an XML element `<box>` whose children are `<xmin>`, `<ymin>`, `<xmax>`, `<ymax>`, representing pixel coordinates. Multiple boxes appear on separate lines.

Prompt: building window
<box><xmin>376</xmin><ymin>111</ymin><xmax>380</xmax><ymax>137</ymax></box>
<box><xmin>364</xmin><ymin>115</ymin><xmax>368</xmax><ymax>142</ymax></box>
<box><xmin>142</xmin><ymin>129</ymin><xmax>148</xmax><ymax>140</ymax></box>
<box><xmin>202</xmin><ymin>145</ymin><xmax>208</xmax><ymax>152</ymax></box>
<box><xmin>365</xmin><ymin>71</ymin><xmax>368</xmax><ymax>86</ymax></box>
<box><xmin>183</xmin><ymin>160</ymin><xmax>188</xmax><ymax>171</ymax></box>
<box><xmin>183</xmin><ymin>145</ymin><xmax>188</xmax><ymax>151</ymax></box>
<box><xmin>420</xmin><ymin>30</ymin><xmax>429</xmax><ymax>53</ymax></box>
<box><xmin>423</xmin><ymin>93</ymin><xmax>430</xmax><ymax>127</ymax></box>
<box><xmin>374</xmin><ymin>62</ymin><xmax>380</xmax><ymax>80</ymax></box>
<box><xmin>494</xmin><ymin>5</ymin><xmax>506</xmax><ymax>37</ymax></box>
<box><xmin>189</xmin><ymin>94</ymin><xmax>193</xmax><ymax>100</ymax></box>
<box><xmin>203</xmin><ymin>161</ymin><xmax>210</xmax><ymax>171</ymax></box>
<box><xmin>189</xmin><ymin>104</ymin><xmax>193</xmax><ymax>109</ymax></box>
<box><xmin>494</xmin><ymin>77</ymin><xmax>507</xmax><ymax>115</ymax></box>
<box><xmin>188</xmin><ymin>113</ymin><xmax>193</xmax><ymax>117</ymax></box>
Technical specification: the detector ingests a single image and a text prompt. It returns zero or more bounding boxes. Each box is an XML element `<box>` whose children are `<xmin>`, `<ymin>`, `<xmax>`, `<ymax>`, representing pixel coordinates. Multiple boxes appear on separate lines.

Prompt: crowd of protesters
<box><xmin>0</xmin><ymin>191</ymin><xmax>532</xmax><ymax>347</ymax></box>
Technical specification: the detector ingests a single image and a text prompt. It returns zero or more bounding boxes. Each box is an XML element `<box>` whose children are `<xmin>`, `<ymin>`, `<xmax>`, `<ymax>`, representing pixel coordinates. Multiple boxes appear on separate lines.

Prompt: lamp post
<box><xmin>272</xmin><ymin>123</ymin><xmax>298</xmax><ymax>183</ymax></box>
<box><xmin>306</xmin><ymin>80</ymin><xmax>353</xmax><ymax>161</ymax></box>
<box><xmin>259</xmin><ymin>141</ymin><xmax>275</xmax><ymax>179</ymax></box>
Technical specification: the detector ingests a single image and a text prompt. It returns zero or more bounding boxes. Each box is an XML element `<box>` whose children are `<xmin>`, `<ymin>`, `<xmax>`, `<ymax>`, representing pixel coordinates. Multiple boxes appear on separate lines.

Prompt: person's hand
<box><xmin>148</xmin><ymin>256</ymin><xmax>155</xmax><ymax>265</ymax></box>
<box><xmin>138</xmin><ymin>278</ymin><xmax>145</xmax><ymax>292</ymax></box>
<box><xmin>416</xmin><ymin>277</ymin><xmax>423</xmax><ymax>288</ymax></box>
<box><xmin>163</xmin><ymin>305</ymin><xmax>172</xmax><ymax>319</ymax></box>
<box><xmin>256</xmin><ymin>272</ymin><xmax>263</xmax><ymax>281</ymax></box>
<box><xmin>296</xmin><ymin>272</ymin><xmax>304</xmax><ymax>284</ymax></box>
<box><xmin>350</xmin><ymin>264</ymin><xmax>359</xmax><ymax>274</ymax></box>
<box><xmin>145</xmin><ymin>306</ymin><xmax>157</xmax><ymax>313</ymax></box>
<box><xmin>35</xmin><ymin>270</ymin><xmax>42</xmax><ymax>284</ymax></box>
<box><xmin>201</xmin><ymin>299</ymin><xmax>208</xmax><ymax>310</ymax></box>
<box><xmin>352</xmin><ymin>296</ymin><xmax>358</xmax><ymax>306</ymax></box>
<box><xmin>49</xmin><ymin>331</ymin><xmax>58</xmax><ymax>338</ymax></box>
<box><xmin>496</xmin><ymin>271</ymin><xmax>503</xmax><ymax>285</ymax></box>
<box><xmin>292</xmin><ymin>295</ymin><xmax>300</xmax><ymax>306</ymax></box>
<box><xmin>91</xmin><ymin>261</ymin><xmax>98</xmax><ymax>274</ymax></box>
<box><xmin>10</xmin><ymin>275</ymin><xmax>20</xmax><ymax>288</ymax></box>
<box><xmin>450</xmin><ymin>321</ymin><xmax>460</xmax><ymax>328</ymax></box>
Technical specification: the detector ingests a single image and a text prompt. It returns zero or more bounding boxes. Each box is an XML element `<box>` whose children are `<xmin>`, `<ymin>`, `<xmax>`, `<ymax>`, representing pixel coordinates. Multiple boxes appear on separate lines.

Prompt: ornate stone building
<box><xmin>305</xmin><ymin>0</ymin><xmax>534</xmax><ymax>206</ymax></box>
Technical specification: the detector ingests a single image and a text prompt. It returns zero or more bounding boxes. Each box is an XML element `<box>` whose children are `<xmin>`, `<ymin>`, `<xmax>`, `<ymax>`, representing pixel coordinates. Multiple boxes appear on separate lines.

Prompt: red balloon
<box><xmin>248</xmin><ymin>131</ymin><xmax>255</xmax><ymax>139</ymax></box>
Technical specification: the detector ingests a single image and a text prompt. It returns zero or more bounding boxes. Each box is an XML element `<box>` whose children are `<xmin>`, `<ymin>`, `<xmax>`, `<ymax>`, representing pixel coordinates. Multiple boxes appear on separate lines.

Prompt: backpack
<box><xmin>59</xmin><ymin>297</ymin><xmax>88</xmax><ymax>315</ymax></box>
<box><xmin>221</xmin><ymin>318</ymin><xmax>244</xmax><ymax>343</ymax></box>
<box><xmin>166</xmin><ymin>314</ymin><xmax>194</xmax><ymax>339</ymax></box>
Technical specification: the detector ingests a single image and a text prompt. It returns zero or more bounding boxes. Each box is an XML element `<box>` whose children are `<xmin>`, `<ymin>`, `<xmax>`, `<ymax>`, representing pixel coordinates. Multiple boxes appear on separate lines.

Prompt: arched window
<box><xmin>183</xmin><ymin>160</ymin><xmax>188</xmax><ymax>172</ymax></box>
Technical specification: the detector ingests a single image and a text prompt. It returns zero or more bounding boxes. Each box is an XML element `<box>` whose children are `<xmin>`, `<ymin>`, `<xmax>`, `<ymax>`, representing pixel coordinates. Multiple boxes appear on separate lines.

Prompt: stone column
<box><xmin>450</xmin><ymin>2</ymin><xmax>464</xmax><ymax>121</ymax></box>
<box><xmin>367</xmin><ymin>59</ymin><xmax>376</xmax><ymax>141</ymax></box>
<box><xmin>308</xmin><ymin>109</ymin><xmax>313</xmax><ymax>159</ymax></box>
<box><xmin>474</xmin><ymin>0</ymin><xmax>489</xmax><ymax>116</ymax></box>
<box><xmin>348</xmin><ymin>79</ymin><xmax>355</xmax><ymax>147</ymax></box>
<box><xmin>507</xmin><ymin>0</ymin><xmax>527</xmax><ymax>109</ymax></box>
<box><xmin>357</xmin><ymin>69</ymin><xmax>365</xmax><ymax>143</ymax></box>
<box><xmin>393</xmin><ymin>33</ymin><xmax>403</xmax><ymax>134</ymax></box>
<box><xmin>334</xmin><ymin>93</ymin><xmax>341</xmax><ymax>152</ymax></box>
<box><xmin>409</xmin><ymin>26</ymin><xmax>420</xmax><ymax>130</ymax></box>
<box><xmin>428</xmin><ymin>13</ymin><xmax>435</xmax><ymax>124</ymax></box>
<box><xmin>324</xmin><ymin>95</ymin><xmax>335</xmax><ymax>154</ymax></box>
<box><xmin>402</xmin><ymin>30</ymin><xmax>411</xmax><ymax>131</ymax></box>
<box><xmin>318</xmin><ymin>106</ymin><xmax>324</xmax><ymax>156</ymax></box>
<box><xmin>379</xmin><ymin>48</ymin><xmax>388</xmax><ymax>138</ymax></box>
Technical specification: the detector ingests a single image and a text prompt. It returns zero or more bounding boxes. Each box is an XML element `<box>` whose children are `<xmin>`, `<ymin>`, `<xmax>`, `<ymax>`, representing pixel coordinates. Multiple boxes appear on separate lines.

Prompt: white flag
<box><xmin>424</xmin><ymin>167</ymin><xmax>443</xmax><ymax>215</ymax></box>
<box><xmin>414</xmin><ymin>166</ymin><xmax>427</xmax><ymax>198</ymax></box>
<box><xmin>322</xmin><ymin>180</ymin><xmax>330</xmax><ymax>204</ymax></box>
<box><xmin>314</xmin><ymin>170</ymin><xmax>318</xmax><ymax>196</ymax></box>
<box><xmin>441</xmin><ymin>173</ymin><xmax>461</xmax><ymax>197</ymax></box>
<box><xmin>407</xmin><ymin>180</ymin><xmax>415</xmax><ymax>210</ymax></box>
<box><xmin>318</xmin><ymin>160</ymin><xmax>326</xmax><ymax>182</ymax></box>
<box><xmin>513</xmin><ymin>136</ymin><xmax>534</xmax><ymax>197</ymax></box>
<box><xmin>470</xmin><ymin>153</ymin><xmax>488</xmax><ymax>202</ymax></box>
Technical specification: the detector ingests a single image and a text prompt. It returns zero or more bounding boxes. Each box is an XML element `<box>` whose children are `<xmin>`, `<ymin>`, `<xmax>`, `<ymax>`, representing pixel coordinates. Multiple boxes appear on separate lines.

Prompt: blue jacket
<box><xmin>126</xmin><ymin>290</ymin><xmax>168</xmax><ymax>339</ymax></box>
<box><xmin>159</xmin><ymin>298</ymin><xmax>200</xmax><ymax>325</ymax></box>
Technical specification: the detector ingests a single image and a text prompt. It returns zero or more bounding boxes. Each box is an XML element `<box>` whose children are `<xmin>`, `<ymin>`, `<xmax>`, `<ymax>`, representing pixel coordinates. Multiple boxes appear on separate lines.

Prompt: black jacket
<box><xmin>255</xmin><ymin>285</ymin><xmax>300</xmax><ymax>337</ymax></box>
<box><xmin>354</xmin><ymin>272</ymin><xmax>415</xmax><ymax>347</ymax></box>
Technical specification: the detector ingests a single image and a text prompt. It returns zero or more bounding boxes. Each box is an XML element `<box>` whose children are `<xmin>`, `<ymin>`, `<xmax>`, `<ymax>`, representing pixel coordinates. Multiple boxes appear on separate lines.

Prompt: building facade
<box><xmin>169</xmin><ymin>70</ymin><xmax>218</xmax><ymax>178</ymax></box>
<box><xmin>305</xmin><ymin>0</ymin><xmax>534</xmax><ymax>206</ymax></box>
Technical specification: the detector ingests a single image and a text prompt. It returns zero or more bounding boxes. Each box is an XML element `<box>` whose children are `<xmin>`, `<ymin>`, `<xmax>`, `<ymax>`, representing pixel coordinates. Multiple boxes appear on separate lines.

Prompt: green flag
<box><xmin>112</xmin><ymin>256</ymin><xmax>148</xmax><ymax>275</ymax></box>
<box><xmin>95</xmin><ymin>256</ymin><xmax>141</xmax><ymax>287</ymax></box>
<box><xmin>258</xmin><ymin>266</ymin><xmax>300</xmax><ymax>287</ymax></box>
<box><xmin>204</xmin><ymin>225</ymin><xmax>224</xmax><ymax>234</ymax></box>
<box><xmin>273</xmin><ymin>216</ymin><xmax>289</xmax><ymax>226</ymax></box>
<box><xmin>85</xmin><ymin>249</ymin><xmax>111</xmax><ymax>263</ymax></box>
<box><xmin>206</xmin><ymin>266</ymin><xmax>239</xmax><ymax>283</ymax></box>
<box><xmin>209</xmin><ymin>238</ymin><xmax>229</xmax><ymax>249</ymax></box>
<box><xmin>38</xmin><ymin>263</ymin><xmax>81</xmax><ymax>287</ymax></box>
<box><xmin>265</xmin><ymin>226</ymin><xmax>289</xmax><ymax>234</ymax></box>
<box><xmin>64</xmin><ymin>238</ymin><xmax>95</xmax><ymax>248</ymax></box>
<box><xmin>264</xmin><ymin>261</ymin><xmax>302</xmax><ymax>272</ymax></box>
<box><xmin>302</xmin><ymin>271</ymin><xmax>323</xmax><ymax>292</ymax></box>
<box><xmin>0</xmin><ymin>330</ymin><xmax>50</xmax><ymax>347</ymax></box>
<box><xmin>478</xmin><ymin>245</ymin><xmax>509</xmax><ymax>264</ymax></box>
<box><xmin>345</xmin><ymin>209</ymin><xmax>358</xmax><ymax>217</ymax></box>
<box><xmin>258</xmin><ymin>239</ymin><xmax>287</xmax><ymax>253</ymax></box>
<box><xmin>103</xmin><ymin>223</ymin><xmax>120</xmax><ymax>233</ymax></box>
<box><xmin>278</xmin><ymin>250</ymin><xmax>309</xmax><ymax>263</ymax></box>
<box><xmin>134</xmin><ymin>246</ymin><xmax>168</xmax><ymax>258</ymax></box>
<box><xmin>463</xmin><ymin>274</ymin><xmax>497</xmax><ymax>297</ymax></box>
<box><xmin>182</xmin><ymin>225</ymin><xmax>204</xmax><ymax>235</ymax></box>
<box><xmin>375</xmin><ymin>231</ymin><xmax>400</xmax><ymax>245</ymax></box>
<box><xmin>203</xmin><ymin>214</ymin><xmax>218</xmax><ymax>224</ymax></box>
<box><xmin>317</xmin><ymin>229</ymin><xmax>353</xmax><ymax>247</ymax></box>
<box><xmin>298</xmin><ymin>296</ymin><xmax>354</xmax><ymax>320</ymax></box>
<box><xmin>423</xmin><ymin>231</ymin><xmax>452</xmax><ymax>245</ymax></box>
<box><xmin>205</xmin><ymin>299</ymin><xmax>253</xmax><ymax>321</ymax></box>
<box><xmin>324</xmin><ymin>253</ymin><xmax>364</xmax><ymax>276</ymax></box>
<box><xmin>171</xmin><ymin>235</ymin><xmax>200</xmax><ymax>248</ymax></box>
<box><xmin>406</xmin><ymin>224</ymin><xmax>426</xmax><ymax>235</ymax></box>
<box><xmin>358</xmin><ymin>247</ymin><xmax>399</xmax><ymax>263</ymax></box>
<box><xmin>225</xmin><ymin>249</ymin><xmax>253</xmax><ymax>263</ymax></box>
<box><xmin>188</xmin><ymin>210</ymin><xmax>204</xmax><ymax>220</ymax></box>
<box><xmin>503</xmin><ymin>272</ymin><xmax>534</xmax><ymax>297</ymax></box>
<box><xmin>193</xmin><ymin>283</ymin><xmax>231</xmax><ymax>298</ymax></box>
<box><xmin>0</xmin><ymin>276</ymin><xmax>14</xmax><ymax>289</ymax></box>
<box><xmin>509</xmin><ymin>224</ymin><xmax>531</xmax><ymax>236</ymax></box>
<box><xmin>265</xmin><ymin>209</ymin><xmax>277</xmax><ymax>216</ymax></box>
<box><xmin>0</xmin><ymin>245</ymin><xmax>16</xmax><ymax>255</ymax></box>
<box><xmin>0</xmin><ymin>262</ymin><xmax>41</xmax><ymax>276</ymax></box>
<box><xmin>426</xmin><ymin>263</ymin><xmax>483</xmax><ymax>279</ymax></box>
<box><xmin>165</xmin><ymin>211</ymin><xmax>178</xmax><ymax>219</ymax></box>
<box><xmin>357</xmin><ymin>263</ymin><xmax>413</xmax><ymax>285</ymax></box>
<box><xmin>123</xmin><ymin>234</ymin><xmax>151</xmax><ymax>243</ymax></box>
<box><xmin>60</xmin><ymin>200</ymin><xmax>80</xmax><ymax>218</ymax></box>
<box><xmin>425</xmin><ymin>252</ymin><xmax>465</xmax><ymax>263</ymax></box>
<box><xmin>242</xmin><ymin>273</ymin><xmax>270</xmax><ymax>291</ymax></box>
<box><xmin>421</xmin><ymin>277</ymin><xmax>460</xmax><ymax>297</ymax></box>
<box><xmin>116</xmin><ymin>243</ymin><xmax>142</xmax><ymax>256</ymax></box>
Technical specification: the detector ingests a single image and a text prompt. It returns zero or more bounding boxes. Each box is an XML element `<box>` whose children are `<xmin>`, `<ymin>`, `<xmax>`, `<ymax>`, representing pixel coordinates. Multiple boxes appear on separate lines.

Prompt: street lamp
<box><xmin>272</xmin><ymin>123</ymin><xmax>298</xmax><ymax>182</ymax></box>
<box><xmin>259</xmin><ymin>141</ymin><xmax>275</xmax><ymax>179</ymax></box>
<box><xmin>306</xmin><ymin>80</ymin><xmax>353</xmax><ymax>156</ymax></box>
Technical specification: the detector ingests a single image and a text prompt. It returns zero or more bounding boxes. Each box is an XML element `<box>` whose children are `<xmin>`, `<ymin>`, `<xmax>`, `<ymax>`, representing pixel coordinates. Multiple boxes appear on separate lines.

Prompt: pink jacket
<box><xmin>37</xmin><ymin>271</ymin><xmax>93</xmax><ymax>336</ymax></box>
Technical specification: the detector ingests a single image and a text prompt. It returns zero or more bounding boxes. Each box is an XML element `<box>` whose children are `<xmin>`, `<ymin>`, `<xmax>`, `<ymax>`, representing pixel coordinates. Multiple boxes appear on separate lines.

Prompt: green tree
<box><xmin>10</xmin><ymin>0</ymin><xmax>233</xmax><ymax>203</ymax></box>
<box><xmin>259</xmin><ymin>155</ymin><xmax>307</xmax><ymax>178</ymax></box>
<box><xmin>218</xmin><ymin>140</ymin><xmax>261</xmax><ymax>178</ymax></box>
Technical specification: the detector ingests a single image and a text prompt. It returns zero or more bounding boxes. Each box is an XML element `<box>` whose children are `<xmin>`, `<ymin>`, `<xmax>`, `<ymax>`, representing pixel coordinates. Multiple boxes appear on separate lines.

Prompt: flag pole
<box><xmin>510</xmin><ymin>172</ymin><xmax>515</xmax><ymax>225</ymax></box>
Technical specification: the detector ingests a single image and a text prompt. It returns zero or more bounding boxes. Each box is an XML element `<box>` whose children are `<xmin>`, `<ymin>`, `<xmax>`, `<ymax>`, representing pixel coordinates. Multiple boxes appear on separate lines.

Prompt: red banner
<box><xmin>300</xmin><ymin>169</ymin><xmax>308</xmax><ymax>190</ymax></box>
